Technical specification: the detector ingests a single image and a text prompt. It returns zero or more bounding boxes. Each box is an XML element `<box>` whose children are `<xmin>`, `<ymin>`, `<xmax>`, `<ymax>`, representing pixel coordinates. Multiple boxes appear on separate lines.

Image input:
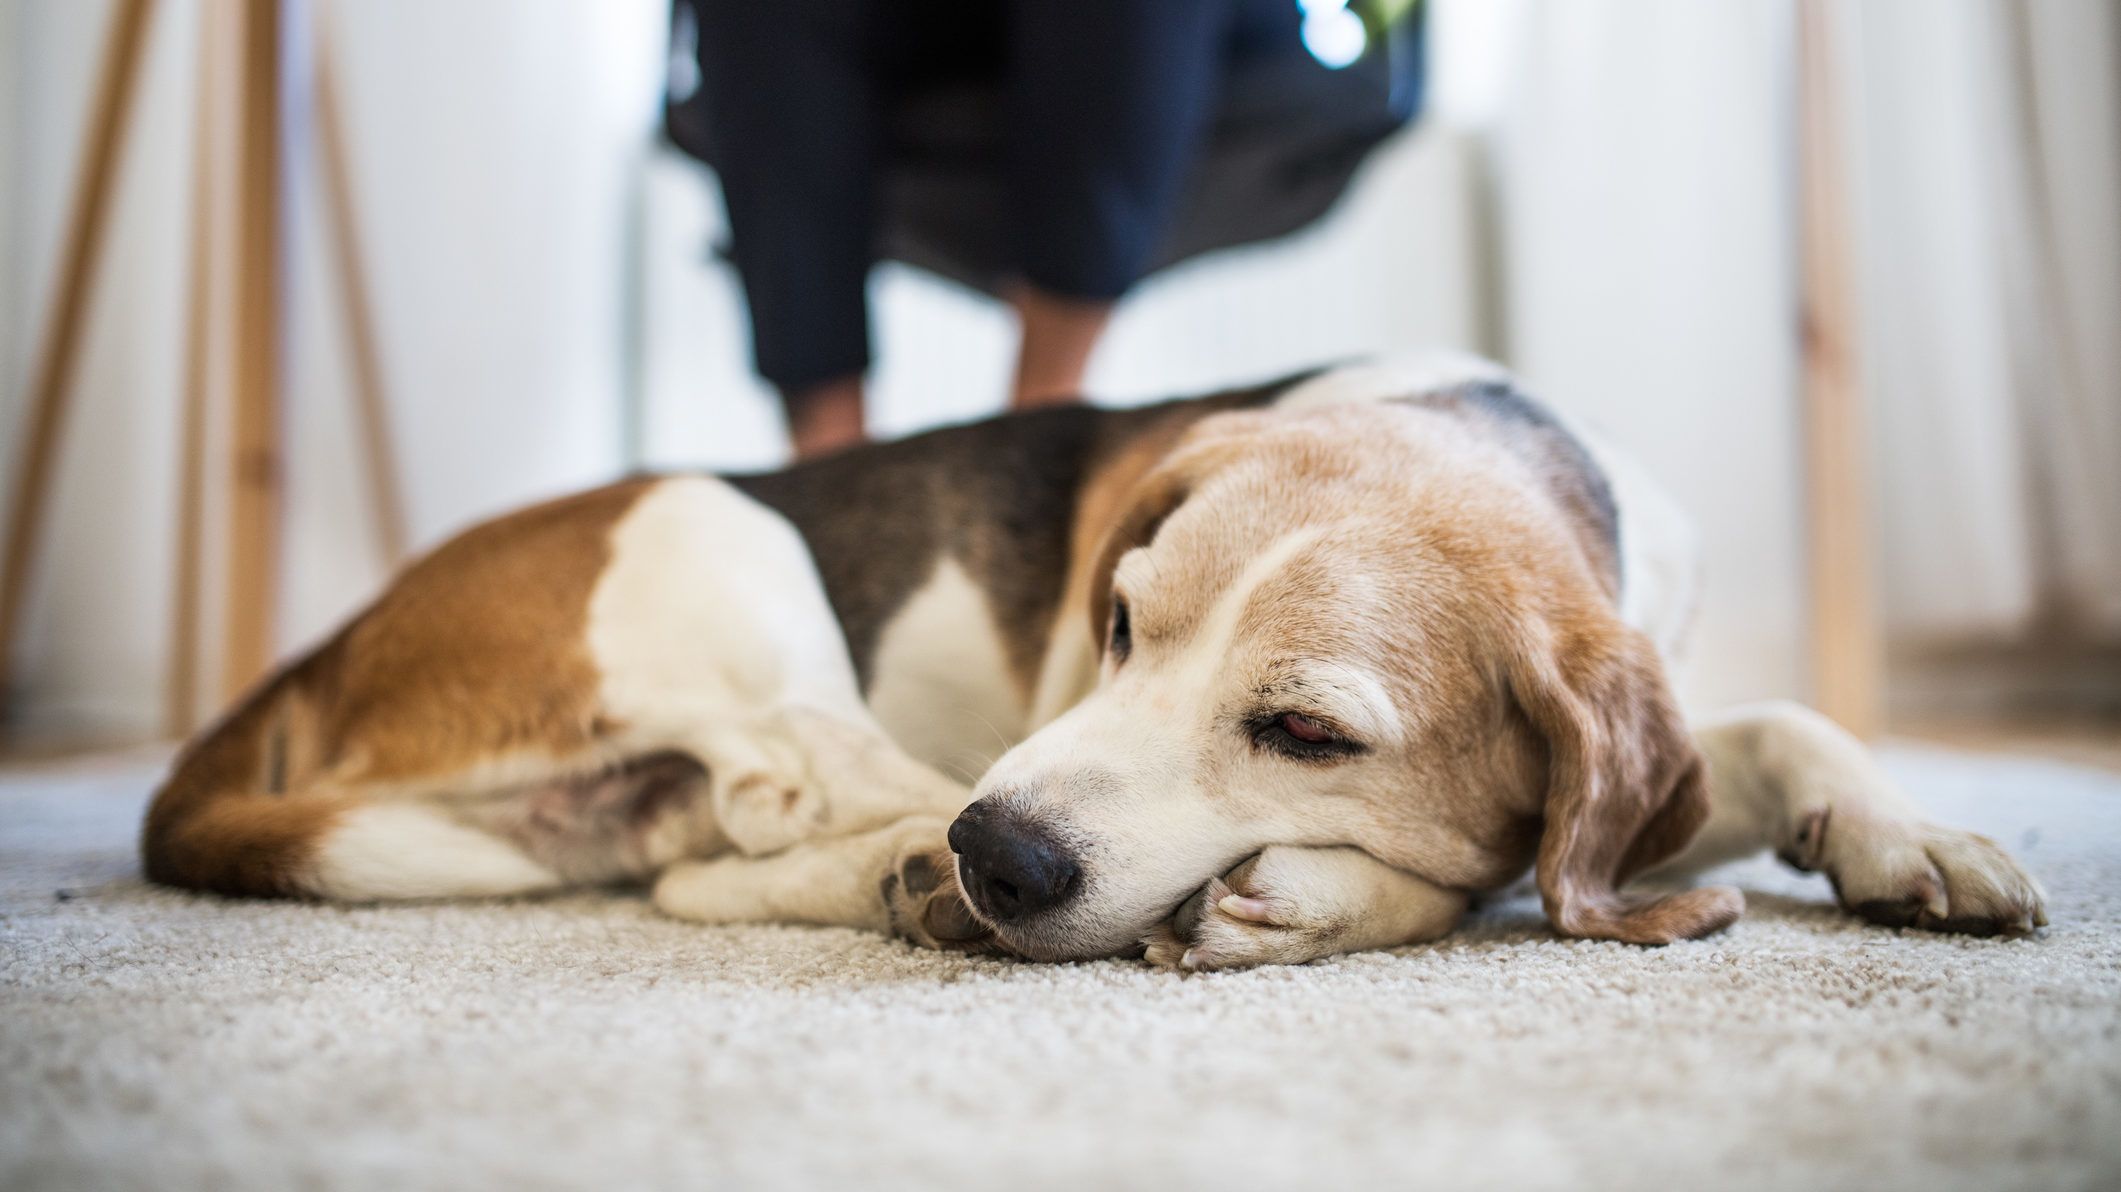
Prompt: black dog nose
<box><xmin>948</xmin><ymin>801</ymin><xmax>1079</xmax><ymax>922</ymax></box>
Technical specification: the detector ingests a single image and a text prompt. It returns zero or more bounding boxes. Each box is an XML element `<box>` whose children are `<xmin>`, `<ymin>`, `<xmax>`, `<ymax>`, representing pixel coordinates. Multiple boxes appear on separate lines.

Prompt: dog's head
<box><xmin>950</xmin><ymin>399</ymin><xmax>1736</xmax><ymax>960</ymax></box>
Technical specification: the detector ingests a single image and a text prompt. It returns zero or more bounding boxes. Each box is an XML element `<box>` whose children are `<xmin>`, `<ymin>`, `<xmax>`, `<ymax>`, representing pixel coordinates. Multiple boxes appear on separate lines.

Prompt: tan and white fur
<box><xmin>142</xmin><ymin>354</ymin><xmax>2046</xmax><ymax>968</ymax></box>
<box><xmin>143</xmin><ymin>478</ymin><xmax>969</xmax><ymax>934</ymax></box>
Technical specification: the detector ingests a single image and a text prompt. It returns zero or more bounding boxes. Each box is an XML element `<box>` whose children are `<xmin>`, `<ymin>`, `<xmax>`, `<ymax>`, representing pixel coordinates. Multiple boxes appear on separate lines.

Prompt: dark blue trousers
<box><xmin>689</xmin><ymin>0</ymin><xmax>1305</xmax><ymax>395</ymax></box>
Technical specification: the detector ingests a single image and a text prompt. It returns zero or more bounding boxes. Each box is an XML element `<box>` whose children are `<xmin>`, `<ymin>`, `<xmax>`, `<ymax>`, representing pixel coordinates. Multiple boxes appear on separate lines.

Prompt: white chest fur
<box><xmin>864</xmin><ymin>557</ymin><xmax>1030</xmax><ymax>782</ymax></box>
<box><xmin>588</xmin><ymin>476</ymin><xmax>877</xmax><ymax>735</ymax></box>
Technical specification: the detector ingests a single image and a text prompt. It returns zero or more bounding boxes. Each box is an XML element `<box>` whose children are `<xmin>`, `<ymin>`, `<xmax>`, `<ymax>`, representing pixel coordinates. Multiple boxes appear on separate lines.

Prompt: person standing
<box><xmin>680</xmin><ymin>0</ymin><xmax>1315</xmax><ymax>457</ymax></box>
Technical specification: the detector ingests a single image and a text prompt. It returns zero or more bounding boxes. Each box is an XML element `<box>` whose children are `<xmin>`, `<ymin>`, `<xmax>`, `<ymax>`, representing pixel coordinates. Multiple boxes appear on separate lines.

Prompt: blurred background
<box><xmin>1</xmin><ymin>0</ymin><xmax>2116</xmax><ymax>758</ymax></box>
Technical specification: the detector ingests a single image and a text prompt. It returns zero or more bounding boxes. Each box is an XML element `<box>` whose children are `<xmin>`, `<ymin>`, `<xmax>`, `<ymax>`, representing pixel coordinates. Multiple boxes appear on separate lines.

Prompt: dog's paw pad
<box><xmin>897</xmin><ymin>850</ymin><xmax>942</xmax><ymax>898</ymax></box>
<box><xmin>1778</xmin><ymin>807</ymin><xmax>1830</xmax><ymax>872</ymax></box>
<box><xmin>883</xmin><ymin>844</ymin><xmax>1002</xmax><ymax>954</ymax></box>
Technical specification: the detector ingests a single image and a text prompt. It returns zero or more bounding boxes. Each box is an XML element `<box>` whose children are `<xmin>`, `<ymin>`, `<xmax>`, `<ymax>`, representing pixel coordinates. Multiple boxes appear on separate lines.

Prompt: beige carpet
<box><xmin>3</xmin><ymin>744</ymin><xmax>2117</xmax><ymax>1191</ymax></box>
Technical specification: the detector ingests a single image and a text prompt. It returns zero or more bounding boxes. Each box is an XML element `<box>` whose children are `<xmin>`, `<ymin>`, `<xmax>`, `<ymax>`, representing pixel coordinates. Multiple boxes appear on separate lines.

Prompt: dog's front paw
<box><xmin>1814</xmin><ymin>810</ymin><xmax>2047</xmax><ymax>936</ymax></box>
<box><xmin>879</xmin><ymin>842</ymin><xmax>1005</xmax><ymax>956</ymax></box>
<box><xmin>1142</xmin><ymin>855</ymin><xmax>1350</xmax><ymax>973</ymax></box>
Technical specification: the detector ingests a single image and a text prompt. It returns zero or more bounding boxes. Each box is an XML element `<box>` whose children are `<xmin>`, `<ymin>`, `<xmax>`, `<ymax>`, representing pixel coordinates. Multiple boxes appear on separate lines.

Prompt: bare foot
<box><xmin>783</xmin><ymin>374</ymin><xmax>866</xmax><ymax>459</ymax></box>
<box><xmin>1009</xmin><ymin>285</ymin><xmax>1112</xmax><ymax>410</ymax></box>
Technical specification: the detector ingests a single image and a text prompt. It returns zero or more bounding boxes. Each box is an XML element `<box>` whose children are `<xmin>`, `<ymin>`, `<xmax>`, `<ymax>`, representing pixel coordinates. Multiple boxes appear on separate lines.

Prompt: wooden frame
<box><xmin>1797</xmin><ymin>0</ymin><xmax>1883</xmax><ymax>738</ymax></box>
<box><xmin>316</xmin><ymin>24</ymin><xmax>411</xmax><ymax>569</ymax></box>
<box><xmin>218</xmin><ymin>0</ymin><xmax>286</xmax><ymax>704</ymax></box>
<box><xmin>165</xmin><ymin>0</ymin><xmax>226</xmax><ymax>737</ymax></box>
<box><xmin>0</xmin><ymin>0</ymin><xmax>155</xmax><ymax>716</ymax></box>
<box><xmin>3</xmin><ymin>0</ymin><xmax>406</xmax><ymax>739</ymax></box>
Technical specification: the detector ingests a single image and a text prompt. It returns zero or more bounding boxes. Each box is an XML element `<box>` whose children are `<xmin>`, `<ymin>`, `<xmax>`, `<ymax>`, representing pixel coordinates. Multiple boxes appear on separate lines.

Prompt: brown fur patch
<box><xmin>1073</xmin><ymin>417</ymin><xmax>1268</xmax><ymax>655</ymax></box>
<box><xmin>141</xmin><ymin>479</ymin><xmax>657</xmax><ymax>896</ymax></box>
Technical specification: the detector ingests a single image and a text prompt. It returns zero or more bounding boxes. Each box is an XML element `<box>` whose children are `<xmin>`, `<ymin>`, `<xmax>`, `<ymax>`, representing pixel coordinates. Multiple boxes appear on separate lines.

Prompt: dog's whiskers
<box><xmin>962</xmin><ymin>708</ymin><xmax>1014</xmax><ymax>757</ymax></box>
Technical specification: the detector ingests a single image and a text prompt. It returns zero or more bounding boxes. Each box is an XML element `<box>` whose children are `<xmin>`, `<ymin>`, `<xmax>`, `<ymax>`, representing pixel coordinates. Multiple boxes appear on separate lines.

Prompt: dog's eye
<box><xmin>1279</xmin><ymin>712</ymin><xmax>1333</xmax><ymax>743</ymax></box>
<box><xmin>1251</xmin><ymin>711</ymin><xmax>1365</xmax><ymax>761</ymax></box>
<box><xmin>1108</xmin><ymin>595</ymin><xmax>1132</xmax><ymax>663</ymax></box>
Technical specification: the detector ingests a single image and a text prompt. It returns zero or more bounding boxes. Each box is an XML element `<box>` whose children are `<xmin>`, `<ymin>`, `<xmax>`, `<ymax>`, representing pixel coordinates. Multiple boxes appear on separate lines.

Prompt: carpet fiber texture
<box><xmin>3</xmin><ymin>744</ymin><xmax>2118</xmax><ymax>1191</ymax></box>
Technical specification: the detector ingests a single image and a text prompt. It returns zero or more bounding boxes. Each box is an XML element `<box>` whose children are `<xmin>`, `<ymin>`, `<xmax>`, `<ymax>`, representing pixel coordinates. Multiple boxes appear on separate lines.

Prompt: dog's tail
<box><xmin>143</xmin><ymin>655</ymin><xmax>565</xmax><ymax>903</ymax></box>
<box><xmin>140</xmin><ymin>664</ymin><xmax>350</xmax><ymax>898</ymax></box>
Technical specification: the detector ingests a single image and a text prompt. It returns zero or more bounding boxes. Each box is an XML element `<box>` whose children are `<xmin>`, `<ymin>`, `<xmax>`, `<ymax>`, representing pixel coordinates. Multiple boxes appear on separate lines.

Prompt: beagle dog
<box><xmin>142</xmin><ymin>354</ymin><xmax>2046</xmax><ymax>968</ymax></box>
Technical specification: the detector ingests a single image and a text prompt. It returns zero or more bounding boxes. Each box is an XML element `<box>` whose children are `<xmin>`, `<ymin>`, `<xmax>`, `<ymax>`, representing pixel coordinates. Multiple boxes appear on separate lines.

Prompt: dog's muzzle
<box><xmin>948</xmin><ymin>800</ymin><xmax>1080</xmax><ymax>922</ymax></box>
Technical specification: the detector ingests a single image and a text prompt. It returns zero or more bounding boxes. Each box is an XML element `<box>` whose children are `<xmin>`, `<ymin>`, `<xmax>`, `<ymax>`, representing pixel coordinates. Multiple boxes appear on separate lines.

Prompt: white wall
<box><xmin>282</xmin><ymin>0</ymin><xmax>665</xmax><ymax>634</ymax></box>
<box><xmin>1844</xmin><ymin>0</ymin><xmax>2121</xmax><ymax>645</ymax></box>
<box><xmin>2</xmin><ymin>0</ymin><xmax>199</xmax><ymax>736</ymax></box>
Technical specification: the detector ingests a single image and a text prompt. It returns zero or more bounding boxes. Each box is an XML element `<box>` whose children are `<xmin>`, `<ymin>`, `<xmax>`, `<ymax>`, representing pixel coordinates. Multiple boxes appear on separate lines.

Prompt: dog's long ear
<box><xmin>1084</xmin><ymin>463</ymin><xmax>1193</xmax><ymax>643</ymax></box>
<box><xmin>1081</xmin><ymin>427</ymin><xmax>1252</xmax><ymax>643</ymax></box>
<box><xmin>1510</xmin><ymin>612</ymin><xmax>1743</xmax><ymax>944</ymax></box>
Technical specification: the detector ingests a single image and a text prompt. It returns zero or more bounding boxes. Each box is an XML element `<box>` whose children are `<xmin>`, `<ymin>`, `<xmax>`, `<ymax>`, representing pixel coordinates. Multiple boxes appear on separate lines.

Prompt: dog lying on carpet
<box><xmin>141</xmin><ymin>354</ymin><xmax>2046</xmax><ymax>968</ymax></box>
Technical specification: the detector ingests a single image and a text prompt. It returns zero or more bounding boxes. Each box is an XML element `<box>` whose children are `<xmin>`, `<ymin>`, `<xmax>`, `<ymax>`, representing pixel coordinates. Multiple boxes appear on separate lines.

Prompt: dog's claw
<box><xmin>1216</xmin><ymin>894</ymin><xmax>1276</xmax><ymax>923</ymax></box>
<box><xmin>1140</xmin><ymin>922</ymin><xmax>1187</xmax><ymax>970</ymax></box>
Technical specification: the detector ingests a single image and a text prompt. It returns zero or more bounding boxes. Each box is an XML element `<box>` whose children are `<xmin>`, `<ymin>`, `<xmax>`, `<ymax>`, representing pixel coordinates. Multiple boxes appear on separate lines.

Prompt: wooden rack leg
<box><xmin>1798</xmin><ymin>0</ymin><xmax>1883</xmax><ymax>737</ymax></box>
<box><xmin>316</xmin><ymin>26</ymin><xmax>410</xmax><ymax>568</ymax></box>
<box><xmin>220</xmin><ymin>0</ymin><xmax>287</xmax><ymax>703</ymax></box>
<box><xmin>0</xmin><ymin>0</ymin><xmax>155</xmax><ymax>717</ymax></box>
<box><xmin>165</xmin><ymin>0</ymin><xmax>229</xmax><ymax>739</ymax></box>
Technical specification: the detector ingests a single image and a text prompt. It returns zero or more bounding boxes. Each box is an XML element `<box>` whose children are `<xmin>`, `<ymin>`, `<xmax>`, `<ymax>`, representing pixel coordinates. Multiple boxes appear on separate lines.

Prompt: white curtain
<box><xmin>1433</xmin><ymin>0</ymin><xmax>2121</xmax><ymax>710</ymax></box>
<box><xmin>1845</xmin><ymin>0</ymin><xmax>2121</xmax><ymax>644</ymax></box>
<box><xmin>1431</xmin><ymin>0</ymin><xmax>1809</xmax><ymax>710</ymax></box>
